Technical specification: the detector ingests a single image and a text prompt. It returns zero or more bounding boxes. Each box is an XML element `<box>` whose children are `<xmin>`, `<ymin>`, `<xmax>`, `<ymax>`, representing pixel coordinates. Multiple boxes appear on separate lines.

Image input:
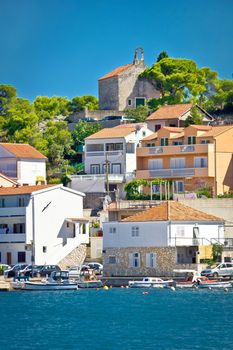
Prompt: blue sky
<box><xmin>0</xmin><ymin>0</ymin><xmax>232</xmax><ymax>101</ymax></box>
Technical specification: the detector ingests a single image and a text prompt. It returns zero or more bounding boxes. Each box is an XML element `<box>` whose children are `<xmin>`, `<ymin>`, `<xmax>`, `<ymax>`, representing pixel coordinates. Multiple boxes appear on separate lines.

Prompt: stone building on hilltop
<box><xmin>98</xmin><ymin>48</ymin><xmax>160</xmax><ymax>111</ymax></box>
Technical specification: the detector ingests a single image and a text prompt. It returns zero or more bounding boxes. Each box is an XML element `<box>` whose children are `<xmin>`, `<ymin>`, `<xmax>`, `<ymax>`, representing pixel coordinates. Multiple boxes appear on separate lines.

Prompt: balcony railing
<box><xmin>169</xmin><ymin>237</ymin><xmax>226</xmax><ymax>246</ymax></box>
<box><xmin>136</xmin><ymin>167</ymin><xmax>208</xmax><ymax>179</ymax></box>
<box><xmin>86</xmin><ymin>151</ymin><xmax>123</xmax><ymax>157</ymax></box>
<box><xmin>0</xmin><ymin>233</ymin><xmax>26</xmax><ymax>243</ymax></box>
<box><xmin>137</xmin><ymin>143</ymin><xmax>214</xmax><ymax>157</ymax></box>
<box><xmin>70</xmin><ymin>173</ymin><xmax>135</xmax><ymax>183</ymax></box>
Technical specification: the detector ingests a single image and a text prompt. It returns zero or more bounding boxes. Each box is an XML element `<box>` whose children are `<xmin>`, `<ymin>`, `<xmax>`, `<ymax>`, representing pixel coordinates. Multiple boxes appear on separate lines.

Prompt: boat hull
<box><xmin>197</xmin><ymin>281</ymin><xmax>233</xmax><ymax>289</ymax></box>
<box><xmin>22</xmin><ymin>282</ymin><xmax>78</xmax><ymax>291</ymax></box>
<box><xmin>77</xmin><ymin>281</ymin><xmax>103</xmax><ymax>288</ymax></box>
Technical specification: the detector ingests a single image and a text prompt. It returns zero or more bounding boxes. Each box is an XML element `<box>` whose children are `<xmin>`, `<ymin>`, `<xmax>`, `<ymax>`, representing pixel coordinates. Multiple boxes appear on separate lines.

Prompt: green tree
<box><xmin>203</xmin><ymin>79</ymin><xmax>233</xmax><ymax>113</ymax></box>
<box><xmin>69</xmin><ymin>95</ymin><xmax>99</xmax><ymax>113</ymax></box>
<box><xmin>184</xmin><ymin>106</ymin><xmax>204</xmax><ymax>126</ymax></box>
<box><xmin>124</xmin><ymin>105</ymin><xmax>149</xmax><ymax>122</ymax></box>
<box><xmin>140</xmin><ymin>58</ymin><xmax>218</xmax><ymax>103</ymax></box>
<box><xmin>0</xmin><ymin>85</ymin><xmax>17</xmax><ymax>116</ymax></box>
<box><xmin>33</xmin><ymin>96</ymin><xmax>70</xmax><ymax>121</ymax></box>
<box><xmin>72</xmin><ymin>119</ymin><xmax>101</xmax><ymax>151</ymax></box>
<box><xmin>157</xmin><ymin>51</ymin><xmax>168</xmax><ymax>62</ymax></box>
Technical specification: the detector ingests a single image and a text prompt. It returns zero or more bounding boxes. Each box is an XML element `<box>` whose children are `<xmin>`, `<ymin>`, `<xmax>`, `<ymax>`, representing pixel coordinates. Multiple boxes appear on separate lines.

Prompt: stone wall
<box><xmin>58</xmin><ymin>244</ymin><xmax>87</xmax><ymax>269</ymax></box>
<box><xmin>103</xmin><ymin>247</ymin><xmax>177</xmax><ymax>277</ymax></box>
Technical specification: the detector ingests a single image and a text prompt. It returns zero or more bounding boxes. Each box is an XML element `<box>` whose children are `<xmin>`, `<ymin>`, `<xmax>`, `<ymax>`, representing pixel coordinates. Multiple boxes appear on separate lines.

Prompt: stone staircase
<box><xmin>58</xmin><ymin>244</ymin><xmax>87</xmax><ymax>269</ymax></box>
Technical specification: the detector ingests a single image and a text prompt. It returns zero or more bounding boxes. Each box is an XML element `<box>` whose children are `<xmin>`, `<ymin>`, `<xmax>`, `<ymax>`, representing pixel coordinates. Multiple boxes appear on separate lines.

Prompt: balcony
<box><xmin>0</xmin><ymin>207</ymin><xmax>26</xmax><ymax>216</ymax></box>
<box><xmin>137</xmin><ymin>143</ymin><xmax>214</xmax><ymax>157</ymax></box>
<box><xmin>85</xmin><ymin>150</ymin><xmax>124</xmax><ymax>157</ymax></box>
<box><xmin>136</xmin><ymin>167</ymin><xmax>208</xmax><ymax>179</ymax></box>
<box><xmin>0</xmin><ymin>233</ymin><xmax>26</xmax><ymax>243</ymax></box>
<box><xmin>70</xmin><ymin>173</ymin><xmax>135</xmax><ymax>184</ymax></box>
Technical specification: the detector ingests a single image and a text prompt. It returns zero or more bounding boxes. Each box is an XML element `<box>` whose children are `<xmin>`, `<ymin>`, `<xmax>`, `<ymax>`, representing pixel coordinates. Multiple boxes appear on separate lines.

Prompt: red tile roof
<box><xmin>86</xmin><ymin>127</ymin><xmax>136</xmax><ymax>139</ymax></box>
<box><xmin>0</xmin><ymin>143</ymin><xmax>47</xmax><ymax>159</ymax></box>
<box><xmin>146</xmin><ymin>104</ymin><xmax>192</xmax><ymax>121</ymax></box>
<box><xmin>121</xmin><ymin>201</ymin><xmax>223</xmax><ymax>222</ymax></box>
<box><xmin>99</xmin><ymin>64</ymin><xmax>133</xmax><ymax>81</ymax></box>
<box><xmin>0</xmin><ymin>185</ymin><xmax>58</xmax><ymax>196</ymax></box>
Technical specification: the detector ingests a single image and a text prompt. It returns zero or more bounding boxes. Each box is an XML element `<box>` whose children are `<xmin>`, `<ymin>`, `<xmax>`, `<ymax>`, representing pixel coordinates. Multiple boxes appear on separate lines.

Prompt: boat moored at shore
<box><xmin>128</xmin><ymin>277</ymin><xmax>174</xmax><ymax>288</ymax></box>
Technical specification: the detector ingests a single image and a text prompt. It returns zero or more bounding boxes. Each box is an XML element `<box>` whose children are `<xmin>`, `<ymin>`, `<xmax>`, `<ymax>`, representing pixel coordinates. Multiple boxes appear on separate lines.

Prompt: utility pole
<box><xmin>105</xmin><ymin>152</ymin><xmax>110</xmax><ymax>196</ymax></box>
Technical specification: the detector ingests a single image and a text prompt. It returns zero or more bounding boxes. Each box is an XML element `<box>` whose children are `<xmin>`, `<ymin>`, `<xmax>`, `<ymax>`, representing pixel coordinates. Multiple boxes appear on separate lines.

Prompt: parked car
<box><xmin>22</xmin><ymin>265</ymin><xmax>44</xmax><ymax>277</ymax></box>
<box><xmin>39</xmin><ymin>265</ymin><xmax>61</xmax><ymax>277</ymax></box>
<box><xmin>201</xmin><ymin>263</ymin><xmax>233</xmax><ymax>277</ymax></box>
<box><xmin>4</xmin><ymin>264</ymin><xmax>28</xmax><ymax>278</ymax></box>
<box><xmin>87</xmin><ymin>262</ymin><xmax>103</xmax><ymax>275</ymax></box>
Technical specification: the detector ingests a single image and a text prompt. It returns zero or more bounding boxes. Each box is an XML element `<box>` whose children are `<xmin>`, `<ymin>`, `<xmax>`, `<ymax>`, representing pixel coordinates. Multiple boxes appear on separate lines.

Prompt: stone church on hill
<box><xmin>98</xmin><ymin>48</ymin><xmax>160</xmax><ymax>111</ymax></box>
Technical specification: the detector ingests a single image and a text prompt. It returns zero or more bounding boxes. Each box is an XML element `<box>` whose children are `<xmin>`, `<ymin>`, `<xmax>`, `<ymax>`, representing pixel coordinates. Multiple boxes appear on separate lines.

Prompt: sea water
<box><xmin>0</xmin><ymin>288</ymin><xmax>233</xmax><ymax>350</ymax></box>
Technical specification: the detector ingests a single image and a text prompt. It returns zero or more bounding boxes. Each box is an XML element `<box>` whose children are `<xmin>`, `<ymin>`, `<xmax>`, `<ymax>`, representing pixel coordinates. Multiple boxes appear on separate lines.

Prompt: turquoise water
<box><xmin>0</xmin><ymin>289</ymin><xmax>233</xmax><ymax>350</ymax></box>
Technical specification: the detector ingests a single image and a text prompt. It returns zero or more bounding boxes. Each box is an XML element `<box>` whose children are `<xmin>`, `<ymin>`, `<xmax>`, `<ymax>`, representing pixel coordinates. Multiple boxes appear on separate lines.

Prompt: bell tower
<box><xmin>133</xmin><ymin>47</ymin><xmax>144</xmax><ymax>65</ymax></box>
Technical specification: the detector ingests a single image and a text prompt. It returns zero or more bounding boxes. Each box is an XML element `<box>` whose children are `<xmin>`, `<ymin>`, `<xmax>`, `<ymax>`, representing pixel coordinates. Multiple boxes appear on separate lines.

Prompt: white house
<box><xmin>103</xmin><ymin>201</ymin><xmax>224</xmax><ymax>276</ymax></box>
<box><xmin>70</xmin><ymin>124</ymin><xmax>153</xmax><ymax>196</ymax></box>
<box><xmin>0</xmin><ymin>143</ymin><xmax>47</xmax><ymax>186</ymax></box>
<box><xmin>0</xmin><ymin>184</ymin><xmax>89</xmax><ymax>266</ymax></box>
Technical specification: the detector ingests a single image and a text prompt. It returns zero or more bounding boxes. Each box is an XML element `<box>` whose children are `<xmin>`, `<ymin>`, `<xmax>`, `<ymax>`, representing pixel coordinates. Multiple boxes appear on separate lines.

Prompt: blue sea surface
<box><xmin>0</xmin><ymin>288</ymin><xmax>233</xmax><ymax>350</ymax></box>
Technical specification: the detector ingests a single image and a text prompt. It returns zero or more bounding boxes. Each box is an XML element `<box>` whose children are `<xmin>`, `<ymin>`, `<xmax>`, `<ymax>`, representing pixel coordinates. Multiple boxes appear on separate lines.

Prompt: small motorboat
<box><xmin>11</xmin><ymin>271</ymin><xmax>78</xmax><ymax>291</ymax></box>
<box><xmin>128</xmin><ymin>277</ymin><xmax>174</xmax><ymax>288</ymax></box>
<box><xmin>77</xmin><ymin>278</ymin><xmax>103</xmax><ymax>288</ymax></box>
<box><xmin>196</xmin><ymin>279</ymin><xmax>233</xmax><ymax>289</ymax></box>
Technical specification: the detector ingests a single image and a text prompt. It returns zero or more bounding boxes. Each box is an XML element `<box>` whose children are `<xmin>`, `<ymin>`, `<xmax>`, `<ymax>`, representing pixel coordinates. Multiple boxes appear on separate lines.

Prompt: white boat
<box><xmin>77</xmin><ymin>279</ymin><xmax>103</xmax><ymax>288</ymax></box>
<box><xmin>173</xmin><ymin>269</ymin><xmax>201</xmax><ymax>289</ymax></box>
<box><xmin>196</xmin><ymin>279</ymin><xmax>233</xmax><ymax>289</ymax></box>
<box><xmin>128</xmin><ymin>277</ymin><xmax>174</xmax><ymax>288</ymax></box>
<box><xmin>11</xmin><ymin>271</ymin><xmax>78</xmax><ymax>291</ymax></box>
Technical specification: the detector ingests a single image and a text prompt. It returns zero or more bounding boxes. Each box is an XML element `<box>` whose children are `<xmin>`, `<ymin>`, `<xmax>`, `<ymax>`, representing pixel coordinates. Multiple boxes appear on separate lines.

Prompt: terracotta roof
<box><xmin>99</xmin><ymin>63</ymin><xmax>133</xmax><ymax>80</ymax></box>
<box><xmin>121</xmin><ymin>201</ymin><xmax>223</xmax><ymax>222</ymax></box>
<box><xmin>199</xmin><ymin>125</ymin><xmax>233</xmax><ymax>138</ymax></box>
<box><xmin>188</xmin><ymin>125</ymin><xmax>212</xmax><ymax>131</ymax></box>
<box><xmin>0</xmin><ymin>143</ymin><xmax>47</xmax><ymax>159</ymax></box>
<box><xmin>85</xmin><ymin>127</ymin><xmax>136</xmax><ymax>140</ymax></box>
<box><xmin>142</xmin><ymin>132</ymin><xmax>158</xmax><ymax>141</ymax></box>
<box><xmin>114</xmin><ymin>123</ymin><xmax>146</xmax><ymax>129</ymax></box>
<box><xmin>0</xmin><ymin>185</ymin><xmax>57</xmax><ymax>196</ymax></box>
<box><xmin>161</xmin><ymin>127</ymin><xmax>184</xmax><ymax>132</ymax></box>
<box><xmin>146</xmin><ymin>104</ymin><xmax>192</xmax><ymax>121</ymax></box>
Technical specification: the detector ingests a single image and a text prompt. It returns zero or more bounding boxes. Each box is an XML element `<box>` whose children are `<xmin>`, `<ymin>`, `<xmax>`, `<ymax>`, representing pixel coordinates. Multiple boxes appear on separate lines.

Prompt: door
<box><xmin>112</xmin><ymin>163</ymin><xmax>121</xmax><ymax>174</ymax></box>
<box><xmin>148</xmin><ymin>159</ymin><xmax>163</xmax><ymax>170</ymax></box>
<box><xmin>6</xmin><ymin>252</ymin><xmax>12</xmax><ymax>265</ymax></box>
<box><xmin>170</xmin><ymin>158</ymin><xmax>185</xmax><ymax>169</ymax></box>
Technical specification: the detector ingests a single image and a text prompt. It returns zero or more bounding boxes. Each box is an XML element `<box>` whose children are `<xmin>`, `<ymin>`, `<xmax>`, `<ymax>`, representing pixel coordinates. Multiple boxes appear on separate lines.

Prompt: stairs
<box><xmin>58</xmin><ymin>244</ymin><xmax>87</xmax><ymax>269</ymax></box>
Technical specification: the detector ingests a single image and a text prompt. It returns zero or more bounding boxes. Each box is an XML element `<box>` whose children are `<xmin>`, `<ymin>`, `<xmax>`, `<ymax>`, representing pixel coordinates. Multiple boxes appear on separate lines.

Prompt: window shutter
<box><xmin>129</xmin><ymin>253</ymin><xmax>133</xmax><ymax>267</ymax></box>
<box><xmin>146</xmin><ymin>253</ymin><xmax>150</xmax><ymax>268</ymax></box>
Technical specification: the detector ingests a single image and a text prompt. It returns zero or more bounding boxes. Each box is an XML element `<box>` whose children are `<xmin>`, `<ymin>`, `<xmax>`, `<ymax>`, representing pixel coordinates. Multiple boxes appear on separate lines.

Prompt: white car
<box><xmin>201</xmin><ymin>263</ymin><xmax>233</xmax><ymax>277</ymax></box>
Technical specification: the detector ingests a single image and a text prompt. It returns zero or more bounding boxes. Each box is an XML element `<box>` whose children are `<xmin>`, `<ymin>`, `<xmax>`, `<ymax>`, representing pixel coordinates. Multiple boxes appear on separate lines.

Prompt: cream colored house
<box><xmin>136</xmin><ymin>125</ymin><xmax>233</xmax><ymax>196</ymax></box>
<box><xmin>103</xmin><ymin>201</ymin><xmax>224</xmax><ymax>277</ymax></box>
<box><xmin>146</xmin><ymin>104</ymin><xmax>214</xmax><ymax>132</ymax></box>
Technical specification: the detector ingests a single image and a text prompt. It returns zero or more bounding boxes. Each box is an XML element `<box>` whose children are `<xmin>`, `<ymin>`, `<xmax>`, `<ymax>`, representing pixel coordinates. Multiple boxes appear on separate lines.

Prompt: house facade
<box><xmin>69</xmin><ymin>124</ymin><xmax>153</xmax><ymax>197</ymax></box>
<box><xmin>146</xmin><ymin>104</ymin><xmax>214</xmax><ymax>132</ymax></box>
<box><xmin>136</xmin><ymin>125</ymin><xmax>233</xmax><ymax>196</ymax></box>
<box><xmin>99</xmin><ymin>48</ymin><xmax>160</xmax><ymax>111</ymax></box>
<box><xmin>0</xmin><ymin>185</ymin><xmax>89</xmax><ymax>266</ymax></box>
<box><xmin>103</xmin><ymin>201</ymin><xmax>224</xmax><ymax>277</ymax></box>
<box><xmin>0</xmin><ymin>143</ymin><xmax>47</xmax><ymax>185</ymax></box>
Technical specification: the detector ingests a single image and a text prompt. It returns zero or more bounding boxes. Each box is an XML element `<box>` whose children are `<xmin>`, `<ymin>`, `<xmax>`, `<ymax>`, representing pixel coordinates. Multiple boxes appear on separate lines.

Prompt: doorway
<box><xmin>6</xmin><ymin>252</ymin><xmax>12</xmax><ymax>265</ymax></box>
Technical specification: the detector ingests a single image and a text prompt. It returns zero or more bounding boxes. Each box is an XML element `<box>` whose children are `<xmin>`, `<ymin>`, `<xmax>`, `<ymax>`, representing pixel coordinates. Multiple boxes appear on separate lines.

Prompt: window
<box><xmin>109</xmin><ymin>227</ymin><xmax>116</xmax><ymax>234</ymax></box>
<box><xmin>86</xmin><ymin>144</ymin><xmax>104</xmax><ymax>152</ymax></box>
<box><xmin>0</xmin><ymin>199</ymin><xmax>5</xmax><ymax>208</ymax></box>
<box><xmin>128</xmin><ymin>99</ymin><xmax>132</xmax><ymax>106</ymax></box>
<box><xmin>173</xmin><ymin>141</ymin><xmax>183</xmax><ymax>146</ymax></box>
<box><xmin>18</xmin><ymin>198</ymin><xmax>25</xmax><ymax>207</ymax></box>
<box><xmin>170</xmin><ymin>158</ymin><xmax>185</xmax><ymax>169</ymax></box>
<box><xmin>175</xmin><ymin>181</ymin><xmax>184</xmax><ymax>192</ymax></box>
<box><xmin>131</xmin><ymin>227</ymin><xmax>139</xmax><ymax>237</ymax></box>
<box><xmin>148</xmin><ymin>159</ymin><xmax>163</xmax><ymax>170</ymax></box>
<box><xmin>111</xmin><ymin>163</ymin><xmax>121</xmax><ymax>174</ymax></box>
<box><xmin>135</xmin><ymin>98</ymin><xmax>145</xmax><ymax>107</ymax></box>
<box><xmin>193</xmin><ymin>227</ymin><xmax>199</xmax><ymax>238</ymax></box>
<box><xmin>102</xmin><ymin>163</ymin><xmax>110</xmax><ymax>174</ymax></box>
<box><xmin>109</xmin><ymin>256</ymin><xmax>116</xmax><ymax>264</ymax></box>
<box><xmin>18</xmin><ymin>252</ymin><xmax>26</xmax><ymax>263</ymax></box>
<box><xmin>43</xmin><ymin>246</ymin><xmax>47</xmax><ymax>253</ymax></box>
<box><xmin>126</xmin><ymin>143</ymin><xmax>135</xmax><ymax>153</ymax></box>
<box><xmin>66</xmin><ymin>223</ymin><xmax>70</xmax><ymax>228</ymax></box>
<box><xmin>129</xmin><ymin>253</ymin><xmax>140</xmax><ymax>267</ymax></box>
<box><xmin>160</xmin><ymin>138</ymin><xmax>168</xmax><ymax>146</ymax></box>
<box><xmin>152</xmin><ymin>184</ymin><xmax>160</xmax><ymax>193</ymax></box>
<box><xmin>176</xmin><ymin>226</ymin><xmax>185</xmax><ymax>237</ymax></box>
<box><xmin>146</xmin><ymin>253</ymin><xmax>156</xmax><ymax>268</ymax></box>
<box><xmin>188</xmin><ymin>136</ymin><xmax>196</xmax><ymax>145</ymax></box>
<box><xmin>201</xmin><ymin>140</ymin><xmax>210</xmax><ymax>144</ymax></box>
<box><xmin>13</xmin><ymin>223</ymin><xmax>25</xmax><ymax>234</ymax></box>
<box><xmin>155</xmin><ymin>125</ymin><xmax>161</xmax><ymax>131</ymax></box>
<box><xmin>90</xmin><ymin>164</ymin><xmax>100</xmax><ymax>174</ymax></box>
<box><xmin>106</xmin><ymin>143</ymin><xmax>123</xmax><ymax>151</ymax></box>
<box><xmin>142</xmin><ymin>131</ymin><xmax>146</xmax><ymax>137</ymax></box>
<box><xmin>194</xmin><ymin>157</ymin><xmax>207</xmax><ymax>168</ymax></box>
<box><xmin>146</xmin><ymin>143</ymin><xmax>155</xmax><ymax>147</ymax></box>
